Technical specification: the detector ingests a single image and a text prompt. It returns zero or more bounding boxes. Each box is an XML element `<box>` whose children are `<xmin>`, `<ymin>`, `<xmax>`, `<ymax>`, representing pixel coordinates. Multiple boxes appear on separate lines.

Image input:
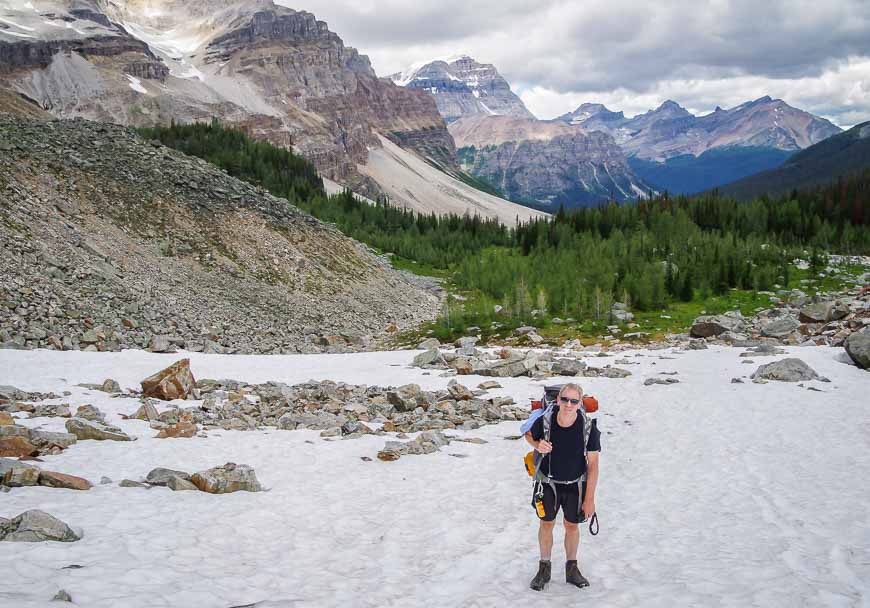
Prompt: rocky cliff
<box><xmin>0</xmin><ymin>0</ymin><xmax>454</xmax><ymax>189</ymax></box>
<box><xmin>451</xmin><ymin>115</ymin><xmax>651</xmax><ymax>207</ymax></box>
<box><xmin>390</xmin><ymin>55</ymin><xmax>534</xmax><ymax>123</ymax></box>
<box><xmin>0</xmin><ymin>115</ymin><xmax>441</xmax><ymax>353</ymax></box>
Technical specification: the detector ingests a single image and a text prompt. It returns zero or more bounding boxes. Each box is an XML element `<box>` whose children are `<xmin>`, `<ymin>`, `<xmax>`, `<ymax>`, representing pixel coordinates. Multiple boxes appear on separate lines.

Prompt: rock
<box><xmin>416</xmin><ymin>338</ymin><xmax>440</xmax><ymax>350</ymax></box>
<box><xmin>482</xmin><ymin>359</ymin><xmax>528</xmax><ymax>378</ymax></box>
<box><xmin>477</xmin><ymin>381</ymin><xmax>502</xmax><ymax>390</ymax></box>
<box><xmin>132</xmin><ymin>400</ymin><xmax>160</xmax><ymax>421</ymax></box>
<box><xmin>643</xmin><ymin>378</ymin><xmax>680</xmax><ymax>386</ymax></box>
<box><xmin>1</xmin><ymin>458</ymin><xmax>40</xmax><ymax>487</ymax></box>
<box><xmin>74</xmin><ymin>404</ymin><xmax>106</xmax><ymax>423</ymax></box>
<box><xmin>731</xmin><ymin>378</ymin><xmax>744</xmax><ymax>383</ymax></box>
<box><xmin>65</xmin><ymin>418</ymin><xmax>133</xmax><ymax>441</ymax></box>
<box><xmin>52</xmin><ymin>589</ymin><xmax>73</xmax><ymax>602</ymax></box>
<box><xmin>447</xmin><ymin>381</ymin><xmax>474</xmax><ymax>401</ymax></box>
<box><xmin>690</xmin><ymin>312</ymin><xmax>745</xmax><ymax>338</ymax></box>
<box><xmin>149</xmin><ymin>335</ymin><xmax>176</xmax><ymax>353</ymax></box>
<box><xmin>760</xmin><ymin>316</ymin><xmax>801</xmax><ymax>338</ymax></box>
<box><xmin>32</xmin><ymin>404</ymin><xmax>72</xmax><ymax>418</ymax></box>
<box><xmin>452</xmin><ymin>357</ymin><xmax>473</xmax><ymax>375</ymax></box>
<box><xmin>141</xmin><ymin>358</ymin><xmax>196</xmax><ymax>401</ymax></box>
<box><xmin>412</xmin><ymin>348</ymin><xmax>442</xmax><ymax>367</ymax></box>
<box><xmin>515</xmin><ymin>326</ymin><xmax>536</xmax><ymax>336</ymax></box>
<box><xmin>100</xmin><ymin>379</ymin><xmax>121</xmax><ymax>393</ymax></box>
<box><xmin>119</xmin><ymin>479</ymin><xmax>149</xmax><ymax>488</ymax></box>
<box><xmin>0</xmin><ymin>510</ymin><xmax>81</xmax><ymax>542</ymax></box>
<box><xmin>0</xmin><ymin>436</ymin><xmax>38</xmax><ymax>458</ymax></box>
<box><xmin>191</xmin><ymin>462</ymin><xmax>263</xmax><ymax>494</ymax></box>
<box><xmin>100</xmin><ymin>477</ymin><xmax>113</xmax><ymax>484</ymax></box>
<box><xmin>156</xmin><ymin>420</ymin><xmax>198</xmax><ymax>439</ymax></box>
<box><xmin>167</xmin><ymin>476</ymin><xmax>198</xmax><ymax>491</ymax></box>
<box><xmin>0</xmin><ymin>412</ymin><xmax>13</xmax><ymax>426</ymax></box>
<box><xmin>527</xmin><ymin>333</ymin><xmax>545</xmax><ymax>345</ymax></box>
<box><xmin>845</xmin><ymin>329</ymin><xmax>870</xmax><ymax>369</ymax></box>
<box><xmin>145</xmin><ymin>467</ymin><xmax>192</xmax><ymax>487</ymax></box>
<box><xmin>751</xmin><ymin>358</ymin><xmax>820</xmax><ymax>382</ymax></box>
<box><xmin>454</xmin><ymin>336</ymin><xmax>479</xmax><ymax>349</ymax></box>
<box><xmin>552</xmin><ymin>358</ymin><xmax>586</xmax><ymax>376</ymax></box>
<box><xmin>29</xmin><ymin>430</ymin><xmax>77</xmax><ymax>451</ymax></box>
<box><xmin>320</xmin><ymin>427</ymin><xmax>341</xmax><ymax>437</ymax></box>
<box><xmin>38</xmin><ymin>471</ymin><xmax>92</xmax><ymax>491</ymax></box>
<box><xmin>599</xmin><ymin>367</ymin><xmax>632</xmax><ymax>378</ymax></box>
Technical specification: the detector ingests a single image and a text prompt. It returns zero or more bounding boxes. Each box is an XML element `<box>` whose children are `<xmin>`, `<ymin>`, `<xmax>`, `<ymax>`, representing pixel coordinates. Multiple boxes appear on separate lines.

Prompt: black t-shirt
<box><xmin>531</xmin><ymin>407</ymin><xmax>601</xmax><ymax>481</ymax></box>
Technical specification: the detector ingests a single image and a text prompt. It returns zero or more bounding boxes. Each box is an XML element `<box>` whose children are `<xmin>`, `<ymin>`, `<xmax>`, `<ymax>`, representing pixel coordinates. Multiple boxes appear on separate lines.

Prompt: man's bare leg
<box><xmin>564</xmin><ymin>520</ymin><xmax>579</xmax><ymax>560</ymax></box>
<box><xmin>531</xmin><ymin>520</ymin><xmax>555</xmax><ymax>591</ymax></box>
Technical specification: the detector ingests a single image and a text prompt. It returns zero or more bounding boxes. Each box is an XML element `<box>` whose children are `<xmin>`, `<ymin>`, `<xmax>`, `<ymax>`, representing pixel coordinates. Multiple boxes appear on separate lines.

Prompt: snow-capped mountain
<box><xmin>558</xmin><ymin>97</ymin><xmax>841</xmax><ymax>162</ymax></box>
<box><xmin>389</xmin><ymin>54</ymin><xmax>534</xmax><ymax>123</ymax></box>
<box><xmin>556</xmin><ymin>97</ymin><xmax>842</xmax><ymax>193</ymax></box>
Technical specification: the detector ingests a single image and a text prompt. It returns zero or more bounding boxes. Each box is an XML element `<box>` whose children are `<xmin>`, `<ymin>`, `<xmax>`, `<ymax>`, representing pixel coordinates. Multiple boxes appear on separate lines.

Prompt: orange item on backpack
<box><xmin>583</xmin><ymin>395</ymin><xmax>598</xmax><ymax>413</ymax></box>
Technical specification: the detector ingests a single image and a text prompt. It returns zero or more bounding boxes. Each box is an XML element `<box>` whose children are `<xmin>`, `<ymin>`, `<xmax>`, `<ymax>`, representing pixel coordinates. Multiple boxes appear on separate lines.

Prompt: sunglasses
<box><xmin>559</xmin><ymin>396</ymin><xmax>581</xmax><ymax>405</ymax></box>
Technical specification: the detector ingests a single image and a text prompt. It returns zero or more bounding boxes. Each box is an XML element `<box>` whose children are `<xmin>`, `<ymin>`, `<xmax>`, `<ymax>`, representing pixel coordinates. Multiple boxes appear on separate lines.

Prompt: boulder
<box><xmin>32</xmin><ymin>404</ymin><xmax>71</xmax><ymax>418</ymax></box>
<box><xmin>132</xmin><ymin>401</ymin><xmax>160</xmax><ymax>421</ymax></box>
<box><xmin>845</xmin><ymin>329</ymin><xmax>870</xmax><ymax>370</ymax></box>
<box><xmin>644</xmin><ymin>377</ymin><xmax>680</xmax><ymax>386</ymax></box>
<box><xmin>447</xmin><ymin>381</ymin><xmax>474</xmax><ymax>401</ymax></box>
<box><xmin>751</xmin><ymin>358</ymin><xmax>820</xmax><ymax>382</ymax></box>
<box><xmin>760</xmin><ymin>316</ymin><xmax>801</xmax><ymax>338</ymax></box>
<box><xmin>191</xmin><ymin>463</ymin><xmax>262</xmax><ymax>494</ymax></box>
<box><xmin>167</xmin><ymin>476</ymin><xmax>198</xmax><ymax>491</ymax></box>
<box><xmin>454</xmin><ymin>336</ymin><xmax>479</xmax><ymax>349</ymax></box>
<box><xmin>100</xmin><ymin>379</ymin><xmax>121</xmax><ymax>393</ymax></box>
<box><xmin>552</xmin><ymin>358</ymin><xmax>586</xmax><ymax>376</ymax></box>
<box><xmin>74</xmin><ymin>404</ymin><xmax>106</xmax><ymax>423</ymax></box>
<box><xmin>416</xmin><ymin>338</ymin><xmax>440</xmax><ymax>350</ymax></box>
<box><xmin>119</xmin><ymin>479</ymin><xmax>149</xmax><ymax>488</ymax></box>
<box><xmin>141</xmin><ymin>359</ymin><xmax>196</xmax><ymax>401</ymax></box>
<box><xmin>0</xmin><ymin>510</ymin><xmax>81</xmax><ymax>542</ymax></box>
<box><xmin>149</xmin><ymin>335</ymin><xmax>176</xmax><ymax>353</ymax></box>
<box><xmin>0</xmin><ymin>436</ymin><xmax>38</xmax><ymax>458</ymax></box>
<box><xmin>451</xmin><ymin>357</ymin><xmax>473</xmax><ymax>375</ymax></box>
<box><xmin>482</xmin><ymin>360</ymin><xmax>528</xmax><ymax>378</ymax></box>
<box><xmin>155</xmin><ymin>420</ymin><xmax>197</xmax><ymax>439</ymax></box>
<box><xmin>477</xmin><ymin>381</ymin><xmax>502</xmax><ymax>390</ymax></box>
<box><xmin>38</xmin><ymin>471</ymin><xmax>92</xmax><ymax>491</ymax></box>
<box><xmin>1</xmin><ymin>458</ymin><xmax>40</xmax><ymax>487</ymax></box>
<box><xmin>412</xmin><ymin>348</ymin><xmax>441</xmax><ymax>367</ymax></box>
<box><xmin>145</xmin><ymin>468</ymin><xmax>192</xmax><ymax>487</ymax></box>
<box><xmin>0</xmin><ymin>412</ymin><xmax>13</xmax><ymax>426</ymax></box>
<box><xmin>29</xmin><ymin>431</ymin><xmax>77</xmax><ymax>451</ymax></box>
<box><xmin>65</xmin><ymin>418</ymin><xmax>133</xmax><ymax>442</ymax></box>
<box><xmin>690</xmin><ymin>312</ymin><xmax>745</xmax><ymax>338</ymax></box>
<box><xmin>799</xmin><ymin>301</ymin><xmax>850</xmax><ymax>323</ymax></box>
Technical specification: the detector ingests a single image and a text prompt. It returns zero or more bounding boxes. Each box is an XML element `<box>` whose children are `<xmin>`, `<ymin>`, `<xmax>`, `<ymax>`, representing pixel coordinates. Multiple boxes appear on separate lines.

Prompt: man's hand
<box><xmin>581</xmin><ymin>498</ymin><xmax>595</xmax><ymax>518</ymax></box>
<box><xmin>536</xmin><ymin>439</ymin><xmax>553</xmax><ymax>454</ymax></box>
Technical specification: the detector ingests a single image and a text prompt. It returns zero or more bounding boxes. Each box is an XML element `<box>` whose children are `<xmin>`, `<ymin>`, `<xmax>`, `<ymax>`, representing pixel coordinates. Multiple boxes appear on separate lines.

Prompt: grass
<box><xmin>391</xmin><ymin>256</ymin><xmax>868</xmax><ymax>347</ymax></box>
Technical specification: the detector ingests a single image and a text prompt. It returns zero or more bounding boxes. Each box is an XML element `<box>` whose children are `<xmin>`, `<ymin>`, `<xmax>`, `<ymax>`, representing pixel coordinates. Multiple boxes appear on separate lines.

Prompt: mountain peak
<box><xmin>655</xmin><ymin>100</ymin><xmax>690</xmax><ymax>115</ymax></box>
<box><xmin>389</xmin><ymin>55</ymin><xmax>534</xmax><ymax>123</ymax></box>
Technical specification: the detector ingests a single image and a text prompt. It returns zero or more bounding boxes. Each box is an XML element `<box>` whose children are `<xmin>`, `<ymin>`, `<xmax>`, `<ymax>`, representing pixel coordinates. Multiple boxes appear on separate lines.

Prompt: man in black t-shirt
<box><xmin>524</xmin><ymin>383</ymin><xmax>600</xmax><ymax>591</ymax></box>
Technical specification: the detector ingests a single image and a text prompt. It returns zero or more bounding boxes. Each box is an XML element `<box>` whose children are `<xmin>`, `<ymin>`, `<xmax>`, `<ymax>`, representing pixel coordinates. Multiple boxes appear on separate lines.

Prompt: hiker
<box><xmin>524</xmin><ymin>382</ymin><xmax>600</xmax><ymax>591</ymax></box>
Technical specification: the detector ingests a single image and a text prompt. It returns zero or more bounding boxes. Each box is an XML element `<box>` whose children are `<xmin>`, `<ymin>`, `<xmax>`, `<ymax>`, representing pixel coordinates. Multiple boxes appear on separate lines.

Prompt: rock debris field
<box><xmin>0</xmin><ymin>344</ymin><xmax>868</xmax><ymax>607</ymax></box>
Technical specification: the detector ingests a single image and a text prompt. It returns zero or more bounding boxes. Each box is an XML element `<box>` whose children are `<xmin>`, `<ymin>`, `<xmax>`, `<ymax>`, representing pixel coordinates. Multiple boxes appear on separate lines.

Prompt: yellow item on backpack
<box><xmin>524</xmin><ymin>450</ymin><xmax>536</xmax><ymax>476</ymax></box>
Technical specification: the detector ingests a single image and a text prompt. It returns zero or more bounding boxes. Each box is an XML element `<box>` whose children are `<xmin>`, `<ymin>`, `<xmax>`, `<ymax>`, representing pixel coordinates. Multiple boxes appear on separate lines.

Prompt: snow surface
<box><xmin>125</xmin><ymin>75</ymin><xmax>147</xmax><ymax>95</ymax></box>
<box><xmin>0</xmin><ymin>345</ymin><xmax>868</xmax><ymax>607</ymax></box>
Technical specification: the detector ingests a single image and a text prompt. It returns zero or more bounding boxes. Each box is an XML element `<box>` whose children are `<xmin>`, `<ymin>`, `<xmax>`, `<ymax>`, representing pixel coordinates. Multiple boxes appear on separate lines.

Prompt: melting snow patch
<box><xmin>0</xmin><ymin>16</ymin><xmax>35</xmax><ymax>31</ymax></box>
<box><xmin>126</xmin><ymin>74</ymin><xmax>148</xmax><ymax>94</ymax></box>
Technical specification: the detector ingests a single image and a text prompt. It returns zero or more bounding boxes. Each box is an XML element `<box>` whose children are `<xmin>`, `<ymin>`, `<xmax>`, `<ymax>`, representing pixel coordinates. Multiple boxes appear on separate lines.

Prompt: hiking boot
<box><xmin>529</xmin><ymin>560</ymin><xmax>551</xmax><ymax>591</ymax></box>
<box><xmin>566</xmin><ymin>560</ymin><xmax>590</xmax><ymax>589</ymax></box>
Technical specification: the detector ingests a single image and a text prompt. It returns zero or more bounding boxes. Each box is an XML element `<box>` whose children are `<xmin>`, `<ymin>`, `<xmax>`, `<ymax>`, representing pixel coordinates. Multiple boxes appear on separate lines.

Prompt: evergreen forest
<box><xmin>140</xmin><ymin>121</ymin><xmax>870</xmax><ymax>335</ymax></box>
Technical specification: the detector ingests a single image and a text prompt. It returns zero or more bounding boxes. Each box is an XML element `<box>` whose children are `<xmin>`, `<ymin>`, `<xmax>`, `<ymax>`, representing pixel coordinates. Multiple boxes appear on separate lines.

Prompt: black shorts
<box><xmin>532</xmin><ymin>480</ymin><xmax>586</xmax><ymax>524</ymax></box>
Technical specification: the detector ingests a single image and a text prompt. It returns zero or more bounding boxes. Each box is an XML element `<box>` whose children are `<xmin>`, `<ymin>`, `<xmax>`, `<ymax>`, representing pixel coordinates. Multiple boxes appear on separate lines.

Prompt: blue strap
<box><xmin>519</xmin><ymin>405</ymin><xmax>552</xmax><ymax>435</ymax></box>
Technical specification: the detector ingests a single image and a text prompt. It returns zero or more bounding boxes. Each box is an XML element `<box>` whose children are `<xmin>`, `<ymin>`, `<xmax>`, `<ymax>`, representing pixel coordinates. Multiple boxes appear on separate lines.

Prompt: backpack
<box><xmin>523</xmin><ymin>384</ymin><xmax>601</xmax><ymax>534</ymax></box>
<box><xmin>523</xmin><ymin>384</ymin><xmax>598</xmax><ymax>482</ymax></box>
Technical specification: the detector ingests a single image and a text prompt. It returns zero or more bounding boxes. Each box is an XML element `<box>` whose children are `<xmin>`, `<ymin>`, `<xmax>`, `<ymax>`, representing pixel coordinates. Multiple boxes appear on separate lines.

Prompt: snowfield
<box><xmin>0</xmin><ymin>345</ymin><xmax>868</xmax><ymax>607</ymax></box>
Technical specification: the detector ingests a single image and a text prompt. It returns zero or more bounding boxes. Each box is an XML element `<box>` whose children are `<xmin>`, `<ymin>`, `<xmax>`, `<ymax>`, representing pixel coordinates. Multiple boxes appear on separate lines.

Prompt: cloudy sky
<box><xmin>281</xmin><ymin>0</ymin><xmax>870</xmax><ymax>128</ymax></box>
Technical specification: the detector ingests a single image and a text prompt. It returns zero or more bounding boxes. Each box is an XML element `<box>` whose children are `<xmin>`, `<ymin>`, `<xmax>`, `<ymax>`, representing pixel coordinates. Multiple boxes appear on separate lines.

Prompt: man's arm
<box><xmin>524</xmin><ymin>431</ymin><xmax>552</xmax><ymax>453</ymax></box>
<box><xmin>582</xmin><ymin>451</ymin><xmax>599</xmax><ymax>516</ymax></box>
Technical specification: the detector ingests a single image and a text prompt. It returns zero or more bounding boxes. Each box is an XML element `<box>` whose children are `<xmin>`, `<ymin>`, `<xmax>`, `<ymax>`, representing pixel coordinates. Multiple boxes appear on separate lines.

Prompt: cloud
<box><xmin>279</xmin><ymin>0</ymin><xmax>870</xmax><ymax>127</ymax></box>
